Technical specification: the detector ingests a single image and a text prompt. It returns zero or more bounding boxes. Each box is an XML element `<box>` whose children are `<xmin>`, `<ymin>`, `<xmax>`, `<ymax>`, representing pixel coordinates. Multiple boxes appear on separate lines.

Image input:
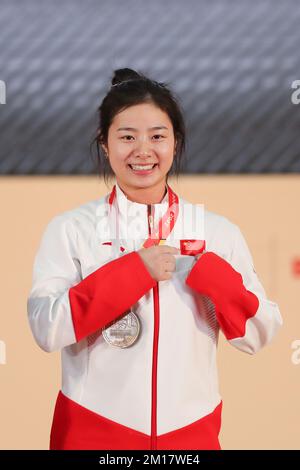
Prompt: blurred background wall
<box><xmin>0</xmin><ymin>0</ymin><xmax>299</xmax><ymax>449</ymax></box>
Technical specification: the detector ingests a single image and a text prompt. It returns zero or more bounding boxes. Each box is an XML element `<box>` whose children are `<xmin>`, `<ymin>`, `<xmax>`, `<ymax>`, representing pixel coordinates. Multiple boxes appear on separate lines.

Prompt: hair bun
<box><xmin>111</xmin><ymin>68</ymin><xmax>144</xmax><ymax>87</ymax></box>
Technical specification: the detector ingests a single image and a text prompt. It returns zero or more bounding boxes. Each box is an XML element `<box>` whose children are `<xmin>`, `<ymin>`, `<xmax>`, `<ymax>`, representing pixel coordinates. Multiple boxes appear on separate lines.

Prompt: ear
<box><xmin>101</xmin><ymin>143</ymin><xmax>108</xmax><ymax>155</ymax></box>
<box><xmin>97</xmin><ymin>130</ymin><xmax>107</xmax><ymax>154</ymax></box>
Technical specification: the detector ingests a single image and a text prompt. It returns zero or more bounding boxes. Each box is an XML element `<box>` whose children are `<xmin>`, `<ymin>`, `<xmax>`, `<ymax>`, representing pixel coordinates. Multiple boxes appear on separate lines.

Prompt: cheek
<box><xmin>158</xmin><ymin>147</ymin><xmax>175</xmax><ymax>166</ymax></box>
<box><xmin>110</xmin><ymin>157</ymin><xmax>128</xmax><ymax>172</ymax></box>
<box><xmin>108</xmin><ymin>144</ymin><xmax>130</xmax><ymax>166</ymax></box>
<box><xmin>112</xmin><ymin>141</ymin><xmax>128</xmax><ymax>156</ymax></box>
<box><xmin>107</xmin><ymin>135</ymin><xmax>130</xmax><ymax>156</ymax></box>
<box><xmin>159</xmin><ymin>141</ymin><xmax>173</xmax><ymax>152</ymax></box>
<box><xmin>157</xmin><ymin>141</ymin><xmax>175</xmax><ymax>159</ymax></box>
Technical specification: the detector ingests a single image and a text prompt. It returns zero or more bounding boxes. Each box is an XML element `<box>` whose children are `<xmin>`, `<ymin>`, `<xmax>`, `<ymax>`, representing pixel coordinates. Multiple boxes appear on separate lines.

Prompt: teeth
<box><xmin>130</xmin><ymin>164</ymin><xmax>155</xmax><ymax>170</ymax></box>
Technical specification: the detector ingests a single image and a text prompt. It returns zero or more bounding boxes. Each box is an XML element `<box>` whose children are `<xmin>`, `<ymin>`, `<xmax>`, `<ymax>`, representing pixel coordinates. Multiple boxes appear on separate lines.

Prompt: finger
<box><xmin>161</xmin><ymin>252</ymin><xmax>179</xmax><ymax>262</ymax></box>
<box><xmin>164</xmin><ymin>266</ymin><xmax>175</xmax><ymax>274</ymax></box>
<box><xmin>159</xmin><ymin>245</ymin><xmax>180</xmax><ymax>254</ymax></box>
<box><xmin>164</xmin><ymin>259</ymin><xmax>176</xmax><ymax>270</ymax></box>
<box><xmin>162</xmin><ymin>271</ymin><xmax>172</xmax><ymax>280</ymax></box>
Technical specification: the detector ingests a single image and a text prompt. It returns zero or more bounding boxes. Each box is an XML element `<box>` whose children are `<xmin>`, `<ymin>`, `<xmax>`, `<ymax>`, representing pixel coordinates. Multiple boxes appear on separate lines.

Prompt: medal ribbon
<box><xmin>108</xmin><ymin>184</ymin><xmax>179</xmax><ymax>248</ymax></box>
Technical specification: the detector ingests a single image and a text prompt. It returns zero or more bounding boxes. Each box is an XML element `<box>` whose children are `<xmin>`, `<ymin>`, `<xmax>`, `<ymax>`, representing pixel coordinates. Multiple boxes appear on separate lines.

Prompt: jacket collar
<box><xmin>114</xmin><ymin>180</ymin><xmax>169</xmax><ymax>217</ymax></box>
<box><xmin>103</xmin><ymin>182</ymin><xmax>204</xmax><ymax>249</ymax></box>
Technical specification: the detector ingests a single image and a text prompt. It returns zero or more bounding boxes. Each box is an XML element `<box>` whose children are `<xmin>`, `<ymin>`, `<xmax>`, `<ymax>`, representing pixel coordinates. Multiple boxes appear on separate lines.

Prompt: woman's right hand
<box><xmin>138</xmin><ymin>245</ymin><xmax>180</xmax><ymax>281</ymax></box>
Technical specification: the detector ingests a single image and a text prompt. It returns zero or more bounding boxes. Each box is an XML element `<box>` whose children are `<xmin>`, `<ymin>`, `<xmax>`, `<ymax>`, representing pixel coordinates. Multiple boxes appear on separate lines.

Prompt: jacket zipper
<box><xmin>148</xmin><ymin>204</ymin><xmax>159</xmax><ymax>451</ymax></box>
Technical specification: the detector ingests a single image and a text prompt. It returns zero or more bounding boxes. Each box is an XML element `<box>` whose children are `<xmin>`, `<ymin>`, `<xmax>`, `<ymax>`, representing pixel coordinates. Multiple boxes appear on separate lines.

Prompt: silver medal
<box><xmin>102</xmin><ymin>310</ymin><xmax>140</xmax><ymax>348</ymax></box>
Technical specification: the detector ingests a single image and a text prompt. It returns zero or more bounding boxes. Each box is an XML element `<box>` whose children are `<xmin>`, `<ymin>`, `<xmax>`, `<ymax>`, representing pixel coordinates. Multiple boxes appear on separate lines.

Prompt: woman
<box><xmin>27</xmin><ymin>68</ymin><xmax>283</xmax><ymax>450</ymax></box>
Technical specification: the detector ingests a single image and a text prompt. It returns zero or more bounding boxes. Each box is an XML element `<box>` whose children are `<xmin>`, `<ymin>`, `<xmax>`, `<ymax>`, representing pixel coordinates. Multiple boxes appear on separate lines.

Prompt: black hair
<box><xmin>90</xmin><ymin>67</ymin><xmax>187</xmax><ymax>187</ymax></box>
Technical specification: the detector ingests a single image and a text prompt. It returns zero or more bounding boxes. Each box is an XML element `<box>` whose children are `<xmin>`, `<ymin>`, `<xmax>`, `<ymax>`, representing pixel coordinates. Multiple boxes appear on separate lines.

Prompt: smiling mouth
<box><xmin>128</xmin><ymin>163</ymin><xmax>158</xmax><ymax>171</ymax></box>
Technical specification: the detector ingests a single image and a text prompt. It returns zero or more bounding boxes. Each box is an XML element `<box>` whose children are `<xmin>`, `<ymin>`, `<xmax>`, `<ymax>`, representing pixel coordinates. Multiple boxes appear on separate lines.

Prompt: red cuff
<box><xmin>185</xmin><ymin>252</ymin><xmax>259</xmax><ymax>340</ymax></box>
<box><xmin>69</xmin><ymin>251</ymin><xmax>156</xmax><ymax>342</ymax></box>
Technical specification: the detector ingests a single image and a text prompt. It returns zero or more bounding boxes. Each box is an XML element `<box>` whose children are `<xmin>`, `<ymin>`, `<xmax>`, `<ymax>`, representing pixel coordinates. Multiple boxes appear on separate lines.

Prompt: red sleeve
<box><xmin>69</xmin><ymin>251</ymin><xmax>156</xmax><ymax>342</ymax></box>
<box><xmin>185</xmin><ymin>251</ymin><xmax>259</xmax><ymax>340</ymax></box>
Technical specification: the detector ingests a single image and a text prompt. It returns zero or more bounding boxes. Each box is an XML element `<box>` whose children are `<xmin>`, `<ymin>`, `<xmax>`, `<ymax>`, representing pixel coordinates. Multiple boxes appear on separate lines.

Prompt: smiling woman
<box><xmin>90</xmin><ymin>68</ymin><xmax>186</xmax><ymax>204</ymax></box>
<box><xmin>102</xmin><ymin>101</ymin><xmax>176</xmax><ymax>203</ymax></box>
<box><xmin>27</xmin><ymin>67</ymin><xmax>283</xmax><ymax>451</ymax></box>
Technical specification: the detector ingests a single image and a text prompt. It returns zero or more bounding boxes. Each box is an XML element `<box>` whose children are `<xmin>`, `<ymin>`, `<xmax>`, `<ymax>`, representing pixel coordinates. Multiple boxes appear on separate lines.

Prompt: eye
<box><xmin>120</xmin><ymin>134</ymin><xmax>165</xmax><ymax>141</ymax></box>
<box><xmin>153</xmin><ymin>134</ymin><xmax>165</xmax><ymax>140</ymax></box>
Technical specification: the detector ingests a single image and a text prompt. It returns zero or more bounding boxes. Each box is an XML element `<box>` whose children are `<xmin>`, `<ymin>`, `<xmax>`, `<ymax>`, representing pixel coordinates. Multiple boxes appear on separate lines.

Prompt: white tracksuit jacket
<box><xmin>27</xmin><ymin>181</ymin><xmax>283</xmax><ymax>450</ymax></box>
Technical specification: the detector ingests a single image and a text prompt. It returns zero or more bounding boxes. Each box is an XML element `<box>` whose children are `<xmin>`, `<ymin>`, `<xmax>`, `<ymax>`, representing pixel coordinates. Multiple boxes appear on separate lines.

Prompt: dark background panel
<box><xmin>0</xmin><ymin>0</ymin><xmax>299</xmax><ymax>174</ymax></box>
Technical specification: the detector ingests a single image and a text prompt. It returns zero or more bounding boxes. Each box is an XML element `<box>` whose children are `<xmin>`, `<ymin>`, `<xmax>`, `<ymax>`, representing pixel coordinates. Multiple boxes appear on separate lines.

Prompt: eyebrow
<box><xmin>116</xmin><ymin>126</ymin><xmax>169</xmax><ymax>131</ymax></box>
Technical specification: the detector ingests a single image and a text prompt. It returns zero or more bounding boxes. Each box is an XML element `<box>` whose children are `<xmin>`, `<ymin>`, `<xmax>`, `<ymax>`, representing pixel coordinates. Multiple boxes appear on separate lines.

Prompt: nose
<box><xmin>137</xmin><ymin>151</ymin><xmax>151</xmax><ymax>159</ymax></box>
<box><xmin>134</xmin><ymin>137</ymin><xmax>153</xmax><ymax>158</ymax></box>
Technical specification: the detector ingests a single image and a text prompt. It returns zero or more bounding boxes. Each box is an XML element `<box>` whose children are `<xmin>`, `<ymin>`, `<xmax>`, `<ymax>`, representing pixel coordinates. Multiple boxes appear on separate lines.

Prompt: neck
<box><xmin>117</xmin><ymin>180</ymin><xmax>168</xmax><ymax>204</ymax></box>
